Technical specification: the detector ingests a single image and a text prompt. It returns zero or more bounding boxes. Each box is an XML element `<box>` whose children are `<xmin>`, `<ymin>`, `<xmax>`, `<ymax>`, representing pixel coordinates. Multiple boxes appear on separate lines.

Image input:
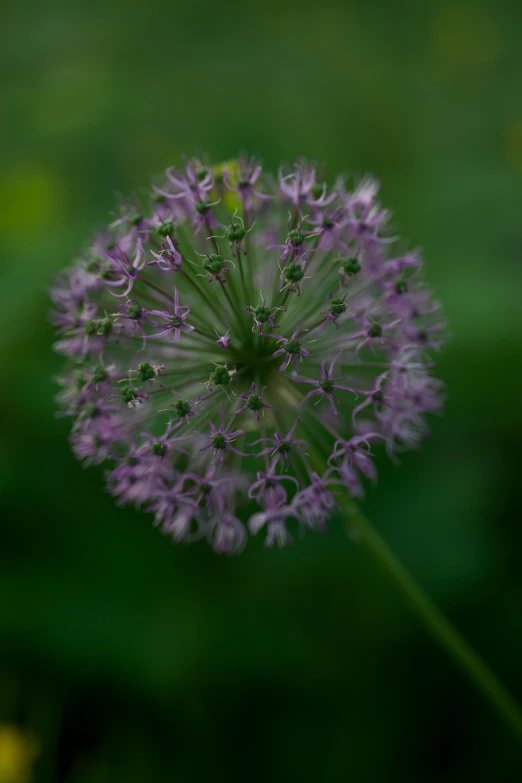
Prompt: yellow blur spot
<box><xmin>0</xmin><ymin>725</ymin><xmax>39</xmax><ymax>783</ymax></box>
<box><xmin>211</xmin><ymin>160</ymin><xmax>241</xmax><ymax>213</ymax></box>
<box><xmin>433</xmin><ymin>5</ymin><xmax>500</xmax><ymax>85</ymax></box>
<box><xmin>0</xmin><ymin>166</ymin><xmax>64</xmax><ymax>242</ymax></box>
<box><xmin>506</xmin><ymin>121</ymin><xmax>522</xmax><ymax>174</ymax></box>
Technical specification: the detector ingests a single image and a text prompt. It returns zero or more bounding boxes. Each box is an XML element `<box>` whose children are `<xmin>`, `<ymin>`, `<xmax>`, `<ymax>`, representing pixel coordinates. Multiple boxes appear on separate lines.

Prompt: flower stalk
<box><xmin>341</xmin><ymin>498</ymin><xmax>522</xmax><ymax>742</ymax></box>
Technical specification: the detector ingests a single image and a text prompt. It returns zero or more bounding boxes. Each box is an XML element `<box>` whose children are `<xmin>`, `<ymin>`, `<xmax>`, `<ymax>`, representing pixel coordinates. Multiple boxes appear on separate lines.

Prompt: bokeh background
<box><xmin>1</xmin><ymin>0</ymin><xmax>522</xmax><ymax>780</ymax></box>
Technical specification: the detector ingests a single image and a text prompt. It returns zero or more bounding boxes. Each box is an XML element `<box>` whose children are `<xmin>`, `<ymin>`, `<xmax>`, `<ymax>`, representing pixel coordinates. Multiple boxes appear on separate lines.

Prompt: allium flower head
<box><xmin>51</xmin><ymin>155</ymin><xmax>445</xmax><ymax>553</ymax></box>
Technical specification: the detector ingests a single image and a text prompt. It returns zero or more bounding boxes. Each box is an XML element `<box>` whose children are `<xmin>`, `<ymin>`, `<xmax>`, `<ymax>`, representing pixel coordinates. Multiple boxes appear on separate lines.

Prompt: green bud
<box><xmin>121</xmin><ymin>385</ymin><xmax>137</xmax><ymax>404</ymax></box>
<box><xmin>226</xmin><ymin>224</ymin><xmax>246</xmax><ymax>242</ymax></box>
<box><xmin>204</xmin><ymin>254</ymin><xmax>224</xmax><ymax>274</ymax></box>
<box><xmin>195</xmin><ymin>200</ymin><xmax>211</xmax><ymax>214</ymax></box>
<box><xmin>151</xmin><ymin>442</ymin><xmax>166</xmax><ymax>457</ymax></box>
<box><xmin>254</xmin><ymin>304</ymin><xmax>273</xmax><ymax>323</ymax></box>
<box><xmin>96</xmin><ymin>316</ymin><xmax>112</xmax><ymax>337</ymax></box>
<box><xmin>283</xmin><ymin>264</ymin><xmax>304</xmax><ymax>283</ymax></box>
<box><xmin>287</xmin><ymin>229</ymin><xmax>305</xmax><ymax>245</ymax></box>
<box><xmin>84</xmin><ymin>320</ymin><xmax>96</xmax><ymax>335</ymax></box>
<box><xmin>92</xmin><ymin>364</ymin><xmax>107</xmax><ymax>383</ymax></box>
<box><xmin>137</xmin><ymin>362</ymin><xmax>155</xmax><ymax>382</ymax></box>
<box><xmin>369</xmin><ymin>323</ymin><xmax>383</xmax><ymax>338</ymax></box>
<box><xmin>156</xmin><ymin>221</ymin><xmax>175</xmax><ymax>238</ymax></box>
<box><xmin>173</xmin><ymin>399</ymin><xmax>191</xmax><ymax>418</ymax></box>
<box><xmin>74</xmin><ymin>372</ymin><xmax>88</xmax><ymax>390</ymax></box>
<box><xmin>128</xmin><ymin>304</ymin><xmax>142</xmax><ymax>319</ymax></box>
<box><xmin>211</xmin><ymin>366</ymin><xmax>232</xmax><ymax>386</ymax></box>
<box><xmin>342</xmin><ymin>258</ymin><xmax>361</xmax><ymax>276</ymax></box>
<box><xmin>330</xmin><ymin>297</ymin><xmax>347</xmax><ymax>316</ymax></box>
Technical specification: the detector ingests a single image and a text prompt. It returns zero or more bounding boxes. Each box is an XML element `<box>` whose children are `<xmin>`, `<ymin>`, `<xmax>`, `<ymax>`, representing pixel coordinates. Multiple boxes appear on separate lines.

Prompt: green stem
<box><xmin>340</xmin><ymin>499</ymin><xmax>522</xmax><ymax>742</ymax></box>
<box><xmin>180</xmin><ymin>270</ymin><xmax>224</xmax><ymax>326</ymax></box>
<box><xmin>219</xmin><ymin>279</ymin><xmax>242</xmax><ymax>325</ymax></box>
<box><xmin>236</xmin><ymin>248</ymin><xmax>249</xmax><ymax>309</ymax></box>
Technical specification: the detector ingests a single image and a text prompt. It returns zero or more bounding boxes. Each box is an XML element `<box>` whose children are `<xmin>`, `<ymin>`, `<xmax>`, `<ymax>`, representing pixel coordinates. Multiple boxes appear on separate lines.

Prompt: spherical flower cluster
<box><xmin>50</xmin><ymin>155</ymin><xmax>445</xmax><ymax>553</ymax></box>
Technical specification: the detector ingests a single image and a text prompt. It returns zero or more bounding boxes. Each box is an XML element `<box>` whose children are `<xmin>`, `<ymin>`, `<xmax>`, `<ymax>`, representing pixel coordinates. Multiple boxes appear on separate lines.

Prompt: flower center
<box><xmin>285</xmin><ymin>338</ymin><xmax>301</xmax><ymax>354</ymax></box>
<box><xmin>247</xmin><ymin>394</ymin><xmax>264</xmax><ymax>411</ymax></box>
<box><xmin>228</xmin><ymin>335</ymin><xmax>281</xmax><ymax>398</ymax></box>
<box><xmin>212</xmin><ymin>433</ymin><xmax>226</xmax><ymax>449</ymax></box>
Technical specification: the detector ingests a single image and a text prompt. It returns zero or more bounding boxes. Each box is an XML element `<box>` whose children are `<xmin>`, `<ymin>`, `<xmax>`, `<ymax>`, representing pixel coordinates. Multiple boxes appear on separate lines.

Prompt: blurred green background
<box><xmin>1</xmin><ymin>0</ymin><xmax>522</xmax><ymax>780</ymax></box>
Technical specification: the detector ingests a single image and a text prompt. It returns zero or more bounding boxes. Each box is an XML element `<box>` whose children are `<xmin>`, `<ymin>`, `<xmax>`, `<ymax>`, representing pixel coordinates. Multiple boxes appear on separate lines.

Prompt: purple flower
<box><xmin>328</xmin><ymin>435</ymin><xmax>381</xmax><ymax>497</ymax></box>
<box><xmin>308</xmin><ymin>206</ymin><xmax>349</xmax><ymax>251</ymax></box>
<box><xmin>138</xmin><ymin>420</ymin><xmax>191</xmax><ymax>461</ymax></box>
<box><xmin>291</xmin><ymin>471</ymin><xmax>340</xmax><ymax>531</ymax></box>
<box><xmin>153</xmin><ymin>160</ymin><xmax>219</xmax><ymax>234</ymax></box>
<box><xmin>106</xmin><ymin>442</ymin><xmax>166</xmax><ymax>506</ymax></box>
<box><xmin>270</xmin><ymin>220</ymin><xmax>321</xmax><ymax>263</ymax></box>
<box><xmin>272</xmin><ymin>328</ymin><xmax>312</xmax><ymax>375</ymax></box>
<box><xmin>215</xmin><ymin>332</ymin><xmax>231</xmax><ymax>349</ymax></box>
<box><xmin>232</xmin><ymin>382</ymin><xmax>280</xmax><ymax>422</ymax></box>
<box><xmin>104</xmin><ymin>242</ymin><xmax>147</xmax><ymax>298</ymax></box>
<box><xmin>249</xmin><ymin>417</ymin><xmax>309</xmax><ymax>469</ymax></box>
<box><xmin>148</xmin><ymin>287</ymin><xmax>194</xmax><ymax>343</ymax></box>
<box><xmin>319</xmin><ymin>292</ymin><xmax>349</xmax><ymax>331</ymax></box>
<box><xmin>51</xmin><ymin>153</ymin><xmax>445</xmax><ymax>554</ymax></box>
<box><xmin>207</xmin><ymin>513</ymin><xmax>247</xmax><ymax>555</ymax></box>
<box><xmin>50</xmin><ymin>301</ymin><xmax>93</xmax><ymax>336</ymax></box>
<box><xmin>200</xmin><ymin>405</ymin><xmax>250</xmax><ymax>463</ymax></box>
<box><xmin>113</xmin><ymin>299</ymin><xmax>158</xmax><ymax>351</ymax></box>
<box><xmin>248</xmin><ymin>464</ymin><xmax>299</xmax><ymax>504</ymax></box>
<box><xmin>245</xmin><ymin>296</ymin><xmax>284</xmax><ymax>334</ymax></box>
<box><xmin>248</xmin><ymin>498</ymin><xmax>295</xmax><ymax>548</ymax></box>
<box><xmin>186</xmin><ymin>466</ymin><xmax>240</xmax><ymax>515</ymax></box>
<box><xmin>345</xmin><ymin>310</ymin><xmax>401</xmax><ymax>355</ymax></box>
<box><xmin>358</xmin><ymin>358</ymin><xmax>445</xmax><ymax>457</ymax></box>
<box><xmin>279</xmin><ymin>161</ymin><xmax>336</xmax><ymax>212</ymax></box>
<box><xmin>150</xmin><ymin>236</ymin><xmax>183</xmax><ymax>272</ymax></box>
<box><xmin>291</xmin><ymin>352</ymin><xmax>357</xmax><ymax>414</ymax></box>
<box><xmin>224</xmin><ymin>156</ymin><xmax>272</xmax><ymax>211</ymax></box>
<box><xmin>71</xmin><ymin>428</ymin><xmax>115</xmax><ymax>466</ymax></box>
<box><xmin>156</xmin><ymin>159</ymin><xmax>215</xmax><ymax>203</ymax></box>
<box><xmin>341</xmin><ymin>176</ymin><xmax>389</xmax><ymax>239</ymax></box>
<box><xmin>149</xmin><ymin>482</ymin><xmax>200</xmax><ymax>542</ymax></box>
